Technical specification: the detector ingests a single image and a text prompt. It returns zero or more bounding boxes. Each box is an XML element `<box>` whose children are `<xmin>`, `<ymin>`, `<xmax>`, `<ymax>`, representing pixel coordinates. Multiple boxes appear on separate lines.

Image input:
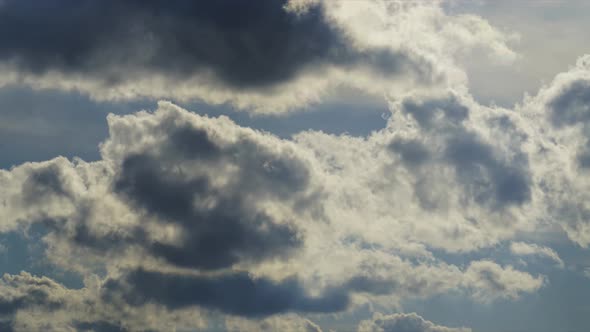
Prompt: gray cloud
<box><xmin>0</xmin><ymin>272</ymin><xmax>65</xmax><ymax>317</ymax></box>
<box><xmin>547</xmin><ymin>79</ymin><xmax>590</xmax><ymax>168</ymax></box>
<box><xmin>0</xmin><ymin>100</ymin><xmax>548</xmax><ymax>328</ymax></box>
<box><xmin>0</xmin><ymin>272</ymin><xmax>69</xmax><ymax>331</ymax></box>
<box><xmin>0</xmin><ymin>0</ymin><xmax>419</xmax><ymax>90</ymax></box>
<box><xmin>113</xmin><ymin>152</ymin><xmax>303</xmax><ymax>270</ymax></box>
<box><xmin>102</xmin><ymin>269</ymin><xmax>351</xmax><ymax>318</ymax></box>
<box><xmin>391</xmin><ymin>94</ymin><xmax>531</xmax><ymax>210</ymax></box>
<box><xmin>548</xmin><ymin>79</ymin><xmax>590</xmax><ymax>127</ymax></box>
<box><xmin>3</xmin><ymin>103</ymin><xmax>320</xmax><ymax>272</ymax></box>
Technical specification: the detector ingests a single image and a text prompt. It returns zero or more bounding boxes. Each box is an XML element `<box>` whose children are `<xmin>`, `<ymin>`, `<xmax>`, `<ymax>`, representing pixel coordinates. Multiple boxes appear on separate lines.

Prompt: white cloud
<box><xmin>518</xmin><ymin>54</ymin><xmax>590</xmax><ymax>247</ymax></box>
<box><xmin>463</xmin><ymin>260</ymin><xmax>545</xmax><ymax>302</ymax></box>
<box><xmin>510</xmin><ymin>242</ymin><xmax>564</xmax><ymax>268</ymax></box>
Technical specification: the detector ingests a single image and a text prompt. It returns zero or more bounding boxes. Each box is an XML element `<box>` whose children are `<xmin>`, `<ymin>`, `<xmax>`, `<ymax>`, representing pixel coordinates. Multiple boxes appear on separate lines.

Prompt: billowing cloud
<box><xmin>357</xmin><ymin>312</ymin><xmax>471</xmax><ymax>332</ymax></box>
<box><xmin>3</xmin><ymin>1</ymin><xmax>589</xmax><ymax>331</ymax></box>
<box><xmin>519</xmin><ymin>55</ymin><xmax>590</xmax><ymax>247</ymax></box>
<box><xmin>293</xmin><ymin>88</ymin><xmax>540</xmax><ymax>255</ymax></box>
<box><xmin>0</xmin><ymin>101</ymin><xmax>547</xmax><ymax>329</ymax></box>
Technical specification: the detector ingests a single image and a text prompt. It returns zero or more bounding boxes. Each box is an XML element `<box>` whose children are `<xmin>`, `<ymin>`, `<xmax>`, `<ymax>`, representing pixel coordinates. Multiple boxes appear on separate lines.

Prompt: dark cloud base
<box><xmin>0</xmin><ymin>0</ymin><xmax>410</xmax><ymax>90</ymax></box>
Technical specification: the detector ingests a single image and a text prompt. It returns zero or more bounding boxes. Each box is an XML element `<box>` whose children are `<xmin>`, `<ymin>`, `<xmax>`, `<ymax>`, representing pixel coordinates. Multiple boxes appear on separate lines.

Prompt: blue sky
<box><xmin>1</xmin><ymin>1</ymin><xmax>590</xmax><ymax>332</ymax></box>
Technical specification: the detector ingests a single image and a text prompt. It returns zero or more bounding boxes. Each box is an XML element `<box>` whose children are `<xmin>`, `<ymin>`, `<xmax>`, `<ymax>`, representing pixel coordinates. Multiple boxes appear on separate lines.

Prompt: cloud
<box><xmin>293</xmin><ymin>88</ymin><xmax>538</xmax><ymax>255</ymax></box>
<box><xmin>3</xmin><ymin>1</ymin><xmax>579</xmax><ymax>330</ymax></box>
<box><xmin>357</xmin><ymin>312</ymin><xmax>471</xmax><ymax>332</ymax></box>
<box><xmin>0</xmin><ymin>0</ymin><xmax>432</xmax><ymax>112</ymax></box>
<box><xmin>0</xmin><ymin>272</ymin><xmax>65</xmax><ymax>319</ymax></box>
<box><xmin>510</xmin><ymin>242</ymin><xmax>564</xmax><ymax>268</ymax></box>
<box><xmin>0</xmin><ymin>100</ymin><xmax>547</xmax><ymax>328</ymax></box>
<box><xmin>519</xmin><ymin>54</ymin><xmax>590</xmax><ymax>247</ymax></box>
<box><xmin>102</xmin><ymin>269</ymin><xmax>350</xmax><ymax>318</ymax></box>
<box><xmin>0</xmin><ymin>0</ymin><xmax>416</xmax><ymax>88</ymax></box>
<box><xmin>395</xmin><ymin>93</ymin><xmax>531</xmax><ymax>209</ymax></box>
<box><xmin>0</xmin><ymin>0</ymin><xmax>517</xmax><ymax>112</ymax></box>
<box><xmin>463</xmin><ymin>261</ymin><xmax>545</xmax><ymax>302</ymax></box>
<box><xmin>0</xmin><ymin>272</ymin><xmax>206</xmax><ymax>332</ymax></box>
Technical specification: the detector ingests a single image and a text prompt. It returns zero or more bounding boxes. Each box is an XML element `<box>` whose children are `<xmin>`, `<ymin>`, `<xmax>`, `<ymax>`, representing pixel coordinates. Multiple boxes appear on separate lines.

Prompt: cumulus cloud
<box><xmin>0</xmin><ymin>272</ymin><xmax>206</xmax><ymax>332</ymax></box>
<box><xmin>519</xmin><ymin>54</ymin><xmax>590</xmax><ymax>247</ymax></box>
<box><xmin>5</xmin><ymin>1</ymin><xmax>590</xmax><ymax>330</ymax></box>
<box><xmin>463</xmin><ymin>261</ymin><xmax>545</xmax><ymax>302</ymax></box>
<box><xmin>293</xmin><ymin>88</ymin><xmax>540</xmax><ymax>255</ymax></box>
<box><xmin>357</xmin><ymin>312</ymin><xmax>471</xmax><ymax>332</ymax></box>
<box><xmin>0</xmin><ymin>101</ymin><xmax>548</xmax><ymax>329</ymax></box>
<box><xmin>0</xmin><ymin>0</ymin><xmax>517</xmax><ymax>112</ymax></box>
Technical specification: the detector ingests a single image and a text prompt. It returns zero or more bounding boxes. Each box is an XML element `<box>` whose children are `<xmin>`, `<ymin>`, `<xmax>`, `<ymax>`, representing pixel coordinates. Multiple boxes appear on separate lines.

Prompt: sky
<box><xmin>0</xmin><ymin>1</ymin><xmax>590</xmax><ymax>331</ymax></box>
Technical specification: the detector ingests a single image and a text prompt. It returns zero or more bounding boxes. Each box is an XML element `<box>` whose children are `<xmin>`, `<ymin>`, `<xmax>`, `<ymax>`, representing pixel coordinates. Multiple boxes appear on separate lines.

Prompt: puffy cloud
<box><xmin>0</xmin><ymin>102</ymin><xmax>546</xmax><ymax>325</ymax></box>
<box><xmin>0</xmin><ymin>0</ymin><xmax>517</xmax><ymax>112</ymax></box>
<box><xmin>510</xmin><ymin>242</ymin><xmax>564</xmax><ymax>268</ymax></box>
<box><xmin>0</xmin><ymin>272</ymin><xmax>206</xmax><ymax>332</ymax></box>
<box><xmin>357</xmin><ymin>312</ymin><xmax>471</xmax><ymax>332</ymax></box>
<box><xmin>294</xmin><ymin>89</ymin><xmax>539</xmax><ymax>255</ymax></box>
<box><xmin>519</xmin><ymin>54</ymin><xmax>590</xmax><ymax>247</ymax></box>
<box><xmin>463</xmin><ymin>261</ymin><xmax>545</xmax><ymax>302</ymax></box>
<box><xmin>0</xmin><ymin>96</ymin><xmax>555</xmax><ymax>329</ymax></box>
<box><xmin>1</xmin><ymin>101</ymin><xmax>323</xmax><ymax>271</ymax></box>
<box><xmin>5</xmin><ymin>1</ymin><xmax>585</xmax><ymax>331</ymax></box>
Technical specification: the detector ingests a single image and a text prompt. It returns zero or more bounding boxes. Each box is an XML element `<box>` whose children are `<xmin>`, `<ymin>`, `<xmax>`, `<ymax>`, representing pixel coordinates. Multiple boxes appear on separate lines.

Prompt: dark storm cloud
<box><xmin>394</xmin><ymin>95</ymin><xmax>531</xmax><ymax>209</ymax></box>
<box><xmin>0</xmin><ymin>0</ymin><xmax>414</xmax><ymax>89</ymax></box>
<box><xmin>102</xmin><ymin>269</ymin><xmax>350</xmax><ymax>318</ymax></box>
